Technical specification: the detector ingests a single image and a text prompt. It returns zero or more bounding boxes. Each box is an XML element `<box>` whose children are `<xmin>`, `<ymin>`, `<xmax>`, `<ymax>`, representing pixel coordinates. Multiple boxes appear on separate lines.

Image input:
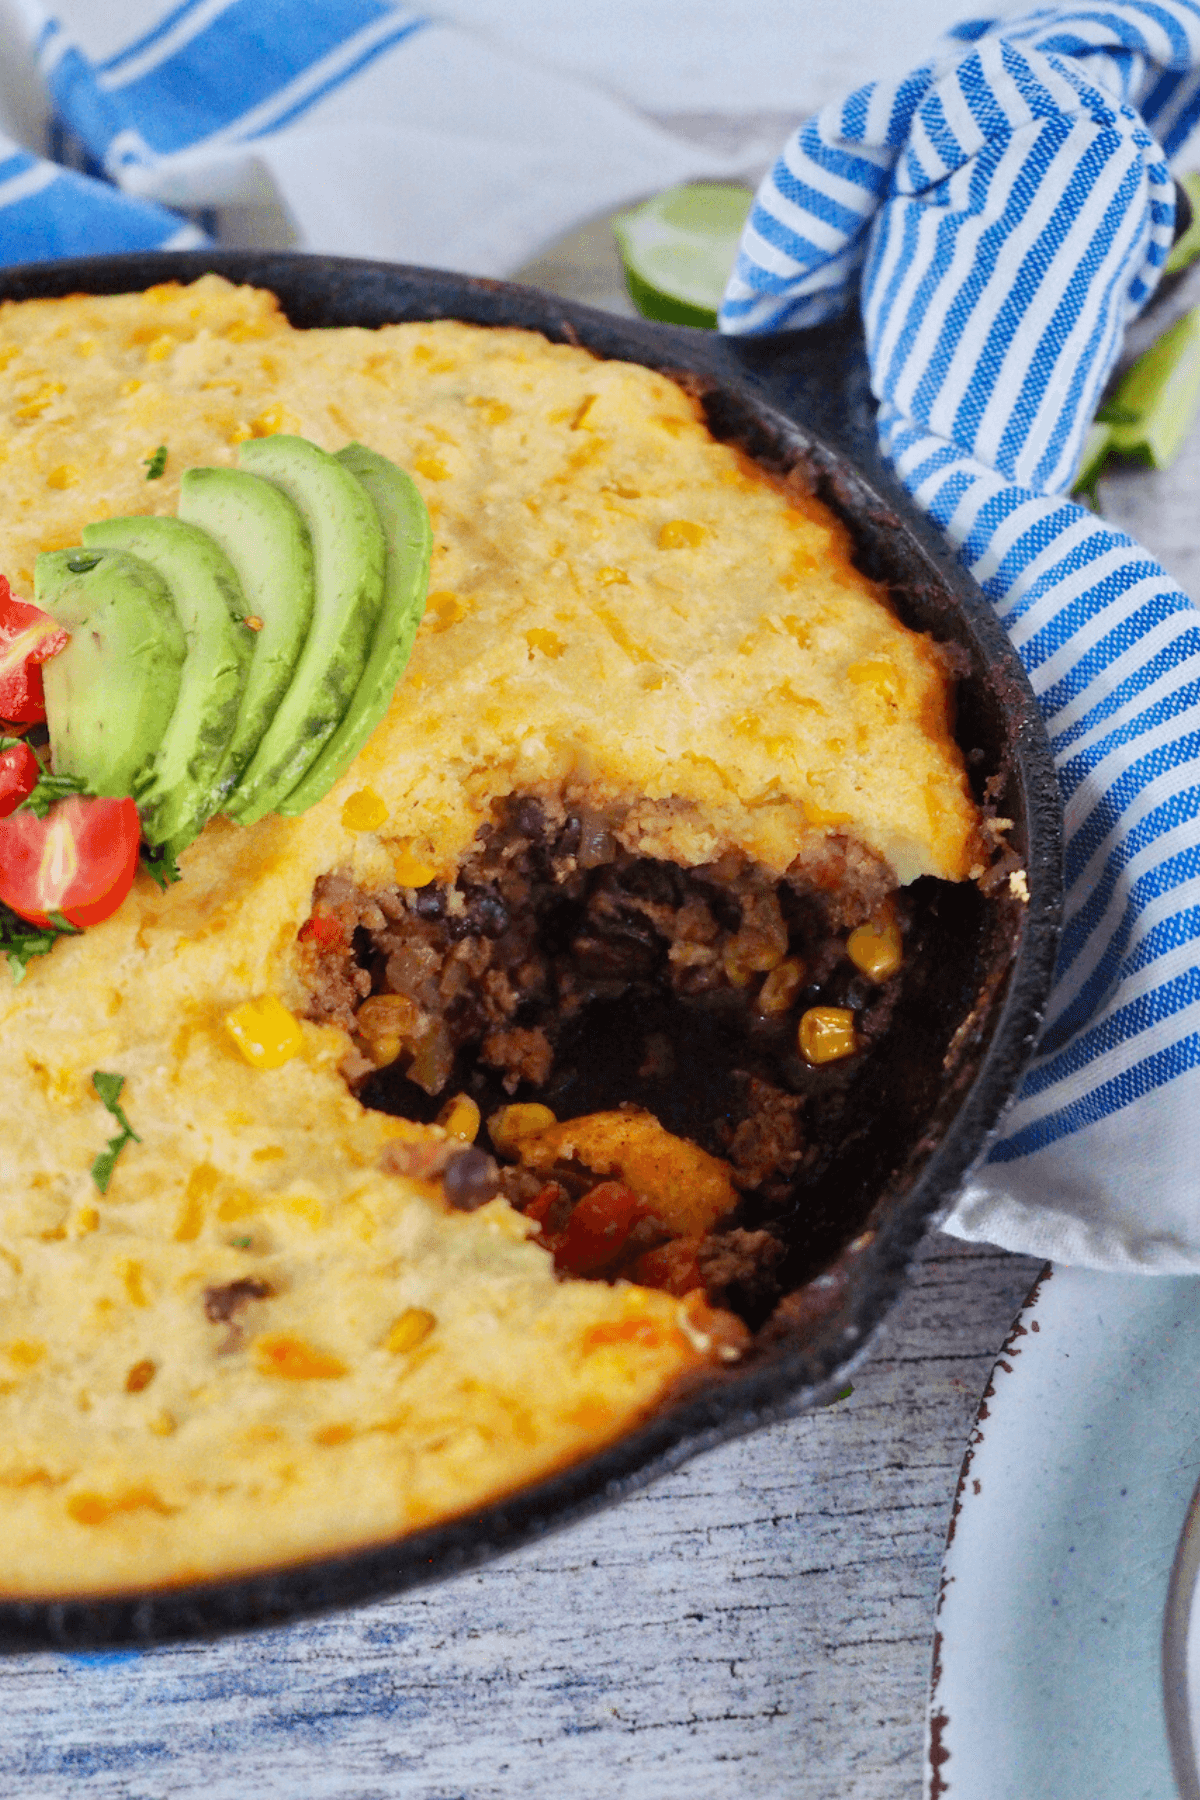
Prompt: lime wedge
<box><xmin>1099</xmin><ymin>306</ymin><xmax>1200</xmax><ymax>468</ymax></box>
<box><xmin>613</xmin><ymin>183</ymin><xmax>753</xmax><ymax>329</ymax></box>
<box><xmin>1166</xmin><ymin>171</ymin><xmax>1200</xmax><ymax>276</ymax></box>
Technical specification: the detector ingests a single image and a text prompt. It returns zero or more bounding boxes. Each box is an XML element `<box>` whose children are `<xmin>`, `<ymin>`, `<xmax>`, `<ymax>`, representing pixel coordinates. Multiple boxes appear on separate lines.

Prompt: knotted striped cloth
<box><xmin>723</xmin><ymin>4</ymin><xmax>1200</xmax><ymax>1269</ymax></box>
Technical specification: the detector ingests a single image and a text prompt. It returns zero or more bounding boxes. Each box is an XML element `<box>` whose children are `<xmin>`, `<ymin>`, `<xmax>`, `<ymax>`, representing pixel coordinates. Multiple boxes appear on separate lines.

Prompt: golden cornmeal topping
<box><xmin>0</xmin><ymin>277</ymin><xmax>982</xmax><ymax>1597</ymax></box>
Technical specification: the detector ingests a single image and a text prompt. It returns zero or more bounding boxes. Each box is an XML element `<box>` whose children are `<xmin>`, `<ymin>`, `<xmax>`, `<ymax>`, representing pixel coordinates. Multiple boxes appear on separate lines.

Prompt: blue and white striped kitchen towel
<box><xmin>0</xmin><ymin>0</ymin><xmax>729</xmax><ymax>275</ymax></box>
<box><xmin>724</xmin><ymin>1</ymin><xmax>1200</xmax><ymax>1269</ymax></box>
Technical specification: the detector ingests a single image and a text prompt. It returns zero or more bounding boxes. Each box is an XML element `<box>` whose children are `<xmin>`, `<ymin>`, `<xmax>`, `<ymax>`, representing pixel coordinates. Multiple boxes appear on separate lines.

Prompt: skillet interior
<box><xmin>0</xmin><ymin>251</ymin><xmax>1062</xmax><ymax>1648</ymax></box>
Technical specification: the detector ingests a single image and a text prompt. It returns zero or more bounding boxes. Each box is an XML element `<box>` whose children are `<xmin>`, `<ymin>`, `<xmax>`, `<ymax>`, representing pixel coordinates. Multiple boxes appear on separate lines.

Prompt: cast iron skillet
<box><xmin>0</xmin><ymin>251</ymin><xmax>1062</xmax><ymax>1649</ymax></box>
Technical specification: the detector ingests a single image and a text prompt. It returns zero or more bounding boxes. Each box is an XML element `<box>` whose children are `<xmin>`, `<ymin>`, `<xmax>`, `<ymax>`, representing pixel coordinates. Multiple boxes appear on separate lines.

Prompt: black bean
<box><xmin>616</xmin><ymin>861</ymin><xmax>680</xmax><ymax>906</ymax></box>
<box><xmin>442</xmin><ymin>1147</ymin><xmax>500</xmax><ymax>1211</ymax></box>
<box><xmin>465</xmin><ymin>890</ymin><xmax>510</xmax><ymax>938</ymax></box>
<box><xmin>413</xmin><ymin>884</ymin><xmax>445</xmax><ymax>919</ymax></box>
<box><xmin>513</xmin><ymin>797</ymin><xmax>546</xmax><ymax>838</ymax></box>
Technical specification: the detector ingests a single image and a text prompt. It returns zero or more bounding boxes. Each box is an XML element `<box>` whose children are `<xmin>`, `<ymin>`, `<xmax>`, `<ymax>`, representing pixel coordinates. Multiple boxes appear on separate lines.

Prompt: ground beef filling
<box><xmin>300</xmin><ymin>798</ymin><xmax>908</xmax><ymax>1328</ymax></box>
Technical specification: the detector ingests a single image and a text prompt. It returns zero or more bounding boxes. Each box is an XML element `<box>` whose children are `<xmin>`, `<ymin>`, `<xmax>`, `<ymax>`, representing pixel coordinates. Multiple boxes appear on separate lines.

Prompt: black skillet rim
<box><xmin>0</xmin><ymin>251</ymin><xmax>1063</xmax><ymax>1649</ymax></box>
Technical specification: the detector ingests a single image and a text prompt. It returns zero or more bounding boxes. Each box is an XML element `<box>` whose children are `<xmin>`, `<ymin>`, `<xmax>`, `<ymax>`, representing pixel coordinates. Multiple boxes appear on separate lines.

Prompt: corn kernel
<box><xmin>314</xmin><ymin>1422</ymin><xmax>354</xmax><ymax>1446</ymax></box>
<box><xmin>223</xmin><ymin>996</ymin><xmax>304</xmax><ymax>1069</ymax></box>
<box><xmin>424</xmin><ymin>590</ymin><xmax>465</xmax><ymax>633</ymax></box>
<box><xmin>756</xmin><ymin>957</ymin><xmax>805</xmax><ymax>1016</ymax></box>
<box><xmin>465</xmin><ymin>396</ymin><xmax>510</xmax><ymax>425</ymax></box>
<box><xmin>437</xmin><ymin>1093</ymin><xmax>481</xmax><ymax>1143</ymax></box>
<box><xmin>846</xmin><ymin>918</ymin><xmax>903</xmax><ymax>982</ymax></box>
<box><xmin>488</xmin><ymin>1103</ymin><xmax>556</xmax><ymax>1157</ymax></box>
<box><xmin>798</xmin><ymin>1006</ymin><xmax>858</xmax><ymax>1065</ymax></box>
<box><xmin>847</xmin><ymin>657</ymin><xmax>900</xmax><ymax>703</ymax></box>
<box><xmin>596</xmin><ymin>566</ymin><xmax>629</xmax><ymax>585</ymax></box>
<box><xmin>6</xmin><ymin>1340</ymin><xmax>44</xmax><ymax>1368</ymax></box>
<box><xmin>46</xmin><ymin>464</ymin><xmax>80</xmax><ymax>490</ymax></box>
<box><xmin>144</xmin><ymin>332</ymin><xmax>177</xmax><ymax>362</ymax></box>
<box><xmin>250</xmin><ymin>401</ymin><xmax>300</xmax><ymax>437</ymax></box>
<box><xmin>659</xmin><ymin>519</ymin><xmax>706</xmax><ymax>550</ymax></box>
<box><xmin>392</xmin><ymin>844</ymin><xmax>438</xmax><ymax>887</ymax></box>
<box><xmin>15</xmin><ymin>380</ymin><xmax>65</xmax><ymax>421</ymax></box>
<box><xmin>357</xmin><ymin>995</ymin><xmax>422</xmax><ymax>1068</ymax></box>
<box><xmin>383</xmin><ymin>1307</ymin><xmax>436</xmax><ymax>1354</ymax></box>
<box><xmin>252</xmin><ymin>1333</ymin><xmax>347</xmax><ymax>1380</ymax></box>
<box><xmin>341</xmin><ymin>786</ymin><xmax>388</xmax><ymax>832</ymax></box>
<box><xmin>75</xmin><ymin>1204</ymin><xmax>100</xmax><ymax>1235</ymax></box>
<box><xmin>525</xmin><ymin>627</ymin><xmax>565</xmax><ymax>658</ymax></box>
<box><xmin>228</xmin><ymin>421</ymin><xmax>253</xmax><ymax>445</ymax></box>
<box><xmin>120</xmin><ymin>1258</ymin><xmax>148</xmax><ymax>1307</ymax></box>
<box><xmin>414</xmin><ymin>451</ymin><xmax>450</xmax><ymax>481</ymax></box>
<box><xmin>125</xmin><ymin>1359</ymin><xmax>156</xmax><ymax>1393</ymax></box>
<box><xmin>120</xmin><ymin>378</ymin><xmax>143</xmax><ymax>397</ymax></box>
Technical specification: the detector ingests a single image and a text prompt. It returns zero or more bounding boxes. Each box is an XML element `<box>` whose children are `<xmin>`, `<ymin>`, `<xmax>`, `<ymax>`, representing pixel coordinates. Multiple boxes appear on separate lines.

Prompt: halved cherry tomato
<box><xmin>0</xmin><ymin>740</ymin><xmax>39</xmax><ymax>819</ymax></box>
<box><xmin>0</xmin><ymin>795</ymin><xmax>140</xmax><ymax>927</ymax></box>
<box><xmin>550</xmin><ymin>1180</ymin><xmax>647</xmax><ymax>1277</ymax></box>
<box><xmin>0</xmin><ymin>577</ymin><xmax>69</xmax><ymax>725</ymax></box>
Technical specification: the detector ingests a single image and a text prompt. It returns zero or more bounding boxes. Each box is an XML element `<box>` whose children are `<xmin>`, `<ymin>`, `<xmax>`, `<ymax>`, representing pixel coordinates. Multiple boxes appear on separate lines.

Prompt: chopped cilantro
<box><xmin>0</xmin><ymin>899</ymin><xmax>78</xmax><ymax>983</ymax></box>
<box><xmin>17</xmin><ymin>767</ymin><xmax>89</xmax><ymax>819</ymax></box>
<box><xmin>140</xmin><ymin>842</ymin><xmax>182</xmax><ymax>890</ymax></box>
<box><xmin>143</xmin><ymin>445</ymin><xmax>168</xmax><ymax>480</ymax></box>
<box><xmin>231</xmin><ymin>1235</ymin><xmax>253</xmax><ymax>1249</ymax></box>
<box><xmin>90</xmin><ymin>1071</ymin><xmax>142</xmax><ymax>1194</ymax></box>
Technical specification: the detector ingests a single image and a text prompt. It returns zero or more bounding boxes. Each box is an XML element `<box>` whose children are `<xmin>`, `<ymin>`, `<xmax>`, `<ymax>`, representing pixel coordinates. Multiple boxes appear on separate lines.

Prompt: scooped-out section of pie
<box><xmin>0</xmin><ymin>275</ymin><xmax>1004</xmax><ymax>1599</ymax></box>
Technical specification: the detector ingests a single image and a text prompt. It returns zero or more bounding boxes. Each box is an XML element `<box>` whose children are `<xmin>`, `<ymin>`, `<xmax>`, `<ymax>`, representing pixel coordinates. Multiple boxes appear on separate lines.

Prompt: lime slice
<box><xmin>613</xmin><ymin>183</ymin><xmax>753</xmax><ymax>329</ymax></box>
<box><xmin>1166</xmin><ymin>171</ymin><xmax>1200</xmax><ymax>276</ymax></box>
<box><xmin>1071</xmin><ymin>419</ymin><xmax>1112</xmax><ymax>506</ymax></box>
<box><xmin>1099</xmin><ymin>306</ymin><xmax>1200</xmax><ymax>468</ymax></box>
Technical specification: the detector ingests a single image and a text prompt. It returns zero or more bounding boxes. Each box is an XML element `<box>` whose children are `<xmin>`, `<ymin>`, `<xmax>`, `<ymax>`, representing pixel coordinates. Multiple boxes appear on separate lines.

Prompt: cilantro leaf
<box><xmin>17</xmin><ymin>768</ymin><xmax>89</xmax><ymax>819</ymax></box>
<box><xmin>90</xmin><ymin>1070</ymin><xmax>142</xmax><ymax>1194</ymax></box>
<box><xmin>0</xmin><ymin>899</ymin><xmax>78</xmax><ymax>983</ymax></box>
<box><xmin>143</xmin><ymin>445</ymin><xmax>168</xmax><ymax>480</ymax></box>
<box><xmin>139</xmin><ymin>842</ymin><xmax>182</xmax><ymax>890</ymax></box>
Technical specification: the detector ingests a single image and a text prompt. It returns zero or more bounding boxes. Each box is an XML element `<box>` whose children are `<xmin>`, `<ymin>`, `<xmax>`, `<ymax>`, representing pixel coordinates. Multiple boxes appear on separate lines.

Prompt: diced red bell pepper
<box><xmin>0</xmin><ymin>739</ymin><xmax>40</xmax><ymax>819</ymax></box>
<box><xmin>524</xmin><ymin>1182</ymin><xmax>566</xmax><ymax>1235</ymax></box>
<box><xmin>551</xmin><ymin>1180</ymin><xmax>647</xmax><ymax>1277</ymax></box>
<box><xmin>0</xmin><ymin>576</ymin><xmax>69</xmax><ymax>725</ymax></box>
<box><xmin>631</xmin><ymin>1239</ymin><xmax>705</xmax><ymax>1296</ymax></box>
<box><xmin>297</xmin><ymin>913</ymin><xmax>345</xmax><ymax>950</ymax></box>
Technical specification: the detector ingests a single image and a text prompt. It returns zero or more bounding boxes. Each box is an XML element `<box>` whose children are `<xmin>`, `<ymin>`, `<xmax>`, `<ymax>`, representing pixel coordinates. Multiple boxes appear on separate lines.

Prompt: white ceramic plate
<box><xmin>1164</xmin><ymin>1466</ymin><xmax>1200</xmax><ymax>1798</ymax></box>
<box><xmin>926</xmin><ymin>1262</ymin><xmax>1200</xmax><ymax>1800</ymax></box>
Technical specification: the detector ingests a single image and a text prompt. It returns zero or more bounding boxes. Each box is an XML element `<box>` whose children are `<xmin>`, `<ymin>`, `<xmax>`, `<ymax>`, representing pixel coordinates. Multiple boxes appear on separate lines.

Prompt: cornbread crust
<box><xmin>0</xmin><ymin>277</ymin><xmax>984</xmax><ymax>1597</ymax></box>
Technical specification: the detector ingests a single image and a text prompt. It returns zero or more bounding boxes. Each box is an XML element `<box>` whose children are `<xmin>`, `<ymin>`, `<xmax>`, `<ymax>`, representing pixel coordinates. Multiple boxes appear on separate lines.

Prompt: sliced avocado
<box><xmin>81</xmin><ymin>515</ymin><xmax>254</xmax><ymax>853</ymax></box>
<box><xmin>36</xmin><ymin>547</ymin><xmax>186</xmax><ymax>799</ymax></box>
<box><xmin>222</xmin><ymin>436</ymin><xmax>386</xmax><ymax>827</ymax></box>
<box><xmin>276</xmin><ymin>444</ymin><xmax>431</xmax><ymax>816</ymax></box>
<box><xmin>177</xmin><ymin>466</ymin><xmax>316</xmax><ymax>802</ymax></box>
